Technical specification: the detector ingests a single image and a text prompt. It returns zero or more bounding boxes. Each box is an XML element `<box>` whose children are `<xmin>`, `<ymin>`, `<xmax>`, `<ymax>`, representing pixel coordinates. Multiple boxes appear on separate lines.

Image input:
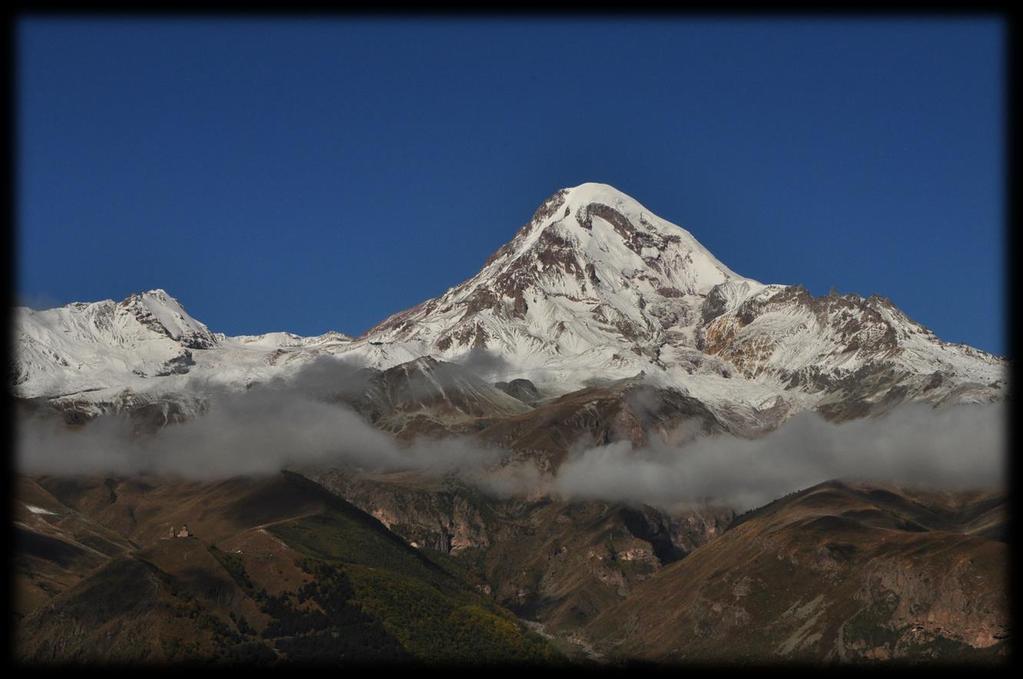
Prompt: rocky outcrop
<box><xmin>310</xmin><ymin>467</ymin><xmax>734</xmax><ymax>635</ymax></box>
<box><xmin>585</xmin><ymin>481</ymin><xmax>1009</xmax><ymax>663</ymax></box>
<box><xmin>494</xmin><ymin>378</ymin><xmax>543</xmax><ymax>405</ymax></box>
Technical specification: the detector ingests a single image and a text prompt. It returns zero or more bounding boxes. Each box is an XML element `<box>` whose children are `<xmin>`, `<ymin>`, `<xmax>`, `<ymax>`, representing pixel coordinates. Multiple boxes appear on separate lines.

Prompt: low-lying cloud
<box><xmin>553</xmin><ymin>401</ymin><xmax>1006</xmax><ymax>511</ymax></box>
<box><xmin>451</xmin><ymin>348</ymin><xmax>516</xmax><ymax>381</ymax></box>
<box><xmin>17</xmin><ymin>389</ymin><xmax>501</xmax><ymax>481</ymax></box>
<box><xmin>15</xmin><ymin>357</ymin><xmax>1007</xmax><ymax>512</ymax></box>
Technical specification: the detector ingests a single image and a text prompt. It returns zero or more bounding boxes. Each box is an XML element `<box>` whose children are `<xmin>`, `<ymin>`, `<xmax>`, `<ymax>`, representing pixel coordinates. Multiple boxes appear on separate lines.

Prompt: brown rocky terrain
<box><xmin>13</xmin><ymin>348</ymin><xmax>1009</xmax><ymax>665</ymax></box>
<box><xmin>13</xmin><ymin>472</ymin><xmax>560</xmax><ymax>665</ymax></box>
<box><xmin>10</xmin><ymin>184</ymin><xmax>1008</xmax><ymax>667</ymax></box>
<box><xmin>584</xmin><ymin>480</ymin><xmax>1009</xmax><ymax>664</ymax></box>
<box><xmin>310</xmin><ymin>468</ymin><xmax>734</xmax><ymax>640</ymax></box>
<box><xmin>13</xmin><ymin>458</ymin><xmax>1008</xmax><ymax>666</ymax></box>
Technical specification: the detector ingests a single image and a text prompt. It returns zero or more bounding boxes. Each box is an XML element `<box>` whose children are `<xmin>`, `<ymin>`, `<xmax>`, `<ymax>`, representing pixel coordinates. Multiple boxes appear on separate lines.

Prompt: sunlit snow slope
<box><xmin>13</xmin><ymin>183</ymin><xmax>1005</xmax><ymax>427</ymax></box>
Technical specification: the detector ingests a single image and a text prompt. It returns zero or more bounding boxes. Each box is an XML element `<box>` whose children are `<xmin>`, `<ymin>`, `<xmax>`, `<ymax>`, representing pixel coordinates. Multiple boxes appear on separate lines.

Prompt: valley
<box><xmin>11</xmin><ymin>183</ymin><xmax>1008</xmax><ymax>665</ymax></box>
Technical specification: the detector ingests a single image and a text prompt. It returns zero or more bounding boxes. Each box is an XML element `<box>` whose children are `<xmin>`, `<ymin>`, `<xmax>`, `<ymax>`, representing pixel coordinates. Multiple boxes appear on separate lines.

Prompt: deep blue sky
<box><xmin>17</xmin><ymin>18</ymin><xmax>1005</xmax><ymax>355</ymax></box>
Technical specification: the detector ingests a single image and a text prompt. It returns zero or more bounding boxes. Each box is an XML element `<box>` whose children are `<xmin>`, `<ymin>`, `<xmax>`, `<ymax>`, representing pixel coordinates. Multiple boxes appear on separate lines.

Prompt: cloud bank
<box><xmin>552</xmin><ymin>401</ymin><xmax>1006</xmax><ymax>511</ymax></box>
<box><xmin>16</xmin><ymin>358</ymin><xmax>1006</xmax><ymax>512</ymax></box>
<box><xmin>17</xmin><ymin>382</ymin><xmax>502</xmax><ymax>481</ymax></box>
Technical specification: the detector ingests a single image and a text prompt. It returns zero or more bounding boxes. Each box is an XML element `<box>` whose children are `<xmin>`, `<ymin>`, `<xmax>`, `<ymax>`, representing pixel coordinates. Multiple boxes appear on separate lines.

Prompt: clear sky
<box><xmin>16</xmin><ymin>17</ymin><xmax>1005</xmax><ymax>355</ymax></box>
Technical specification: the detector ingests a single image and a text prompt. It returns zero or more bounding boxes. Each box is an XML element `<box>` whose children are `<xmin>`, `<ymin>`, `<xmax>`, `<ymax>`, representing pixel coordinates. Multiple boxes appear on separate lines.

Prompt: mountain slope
<box><xmin>366</xmin><ymin>183</ymin><xmax>753</xmax><ymax>361</ymax></box>
<box><xmin>14</xmin><ymin>471</ymin><xmax>559</xmax><ymax>665</ymax></box>
<box><xmin>14</xmin><ymin>290</ymin><xmax>355</xmax><ymax>419</ymax></box>
<box><xmin>360</xmin><ymin>182</ymin><xmax>1003</xmax><ymax>420</ymax></box>
<box><xmin>14</xmin><ymin>289</ymin><xmax>216</xmax><ymax>398</ymax></box>
<box><xmin>341</xmin><ymin>356</ymin><xmax>532</xmax><ymax>435</ymax></box>
<box><xmin>584</xmin><ymin>480</ymin><xmax>1008</xmax><ymax>663</ymax></box>
<box><xmin>12</xmin><ymin>183</ymin><xmax>1006</xmax><ymax>431</ymax></box>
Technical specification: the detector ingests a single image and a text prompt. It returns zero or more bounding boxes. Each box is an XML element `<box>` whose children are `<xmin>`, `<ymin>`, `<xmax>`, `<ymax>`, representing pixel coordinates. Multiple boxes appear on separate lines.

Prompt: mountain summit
<box><xmin>359</xmin><ymin>183</ymin><xmax>1002</xmax><ymax>422</ymax></box>
<box><xmin>366</xmin><ymin>183</ymin><xmax>757</xmax><ymax>363</ymax></box>
<box><xmin>15</xmin><ymin>289</ymin><xmax>217</xmax><ymax>397</ymax></box>
<box><xmin>13</xmin><ymin>183</ymin><xmax>1005</xmax><ymax>429</ymax></box>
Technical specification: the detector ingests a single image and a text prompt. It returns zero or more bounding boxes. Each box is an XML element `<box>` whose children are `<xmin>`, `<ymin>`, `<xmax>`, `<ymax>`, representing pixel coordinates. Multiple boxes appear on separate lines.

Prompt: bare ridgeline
<box><xmin>13</xmin><ymin>184</ymin><xmax>1007</xmax><ymax>665</ymax></box>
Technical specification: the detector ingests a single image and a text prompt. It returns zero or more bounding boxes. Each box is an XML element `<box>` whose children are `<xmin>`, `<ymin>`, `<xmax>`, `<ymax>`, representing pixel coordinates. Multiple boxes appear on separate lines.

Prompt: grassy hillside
<box><xmin>14</xmin><ymin>471</ymin><xmax>1006</xmax><ymax>666</ymax></box>
<box><xmin>14</xmin><ymin>471</ymin><xmax>560</xmax><ymax>666</ymax></box>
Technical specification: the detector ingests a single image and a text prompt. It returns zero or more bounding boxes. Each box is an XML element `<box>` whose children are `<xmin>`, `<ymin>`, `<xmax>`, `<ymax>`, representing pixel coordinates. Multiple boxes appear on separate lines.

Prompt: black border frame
<box><xmin>2</xmin><ymin>2</ymin><xmax>1017</xmax><ymax>674</ymax></box>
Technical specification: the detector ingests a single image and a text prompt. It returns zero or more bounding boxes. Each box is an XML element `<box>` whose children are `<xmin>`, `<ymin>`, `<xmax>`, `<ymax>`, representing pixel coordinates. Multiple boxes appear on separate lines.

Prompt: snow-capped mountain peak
<box><xmin>118</xmin><ymin>289</ymin><xmax>218</xmax><ymax>349</ymax></box>
<box><xmin>490</xmin><ymin>182</ymin><xmax>749</xmax><ymax>295</ymax></box>
<box><xmin>14</xmin><ymin>289</ymin><xmax>216</xmax><ymax>398</ymax></box>
<box><xmin>12</xmin><ymin>184</ymin><xmax>1006</xmax><ymax>432</ymax></box>
<box><xmin>512</xmin><ymin>182</ymin><xmax>744</xmax><ymax>287</ymax></box>
<box><xmin>352</xmin><ymin>182</ymin><xmax>1003</xmax><ymax>422</ymax></box>
<box><xmin>363</xmin><ymin>182</ymin><xmax>764</xmax><ymax>380</ymax></box>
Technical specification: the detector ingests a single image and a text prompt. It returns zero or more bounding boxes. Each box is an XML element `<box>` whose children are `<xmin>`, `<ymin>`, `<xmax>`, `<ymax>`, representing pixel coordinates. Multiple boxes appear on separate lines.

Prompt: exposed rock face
<box><xmin>13</xmin><ymin>469</ymin><xmax>1007</xmax><ymax>665</ymax></box>
<box><xmin>293</xmin><ymin>356</ymin><xmax>535</xmax><ymax>438</ymax></box>
<box><xmin>357</xmin><ymin>356</ymin><xmax>530</xmax><ymax>422</ymax></box>
<box><xmin>361</xmin><ymin>182</ymin><xmax>1004</xmax><ymax>425</ymax></box>
<box><xmin>155</xmin><ymin>350</ymin><xmax>196</xmax><ymax>377</ymax></box>
<box><xmin>366</xmin><ymin>183</ymin><xmax>742</xmax><ymax>377</ymax></box>
<box><xmin>477</xmin><ymin>376</ymin><xmax>732</xmax><ymax>467</ymax></box>
<box><xmin>311</xmin><ymin>467</ymin><xmax>734</xmax><ymax>634</ymax></box>
<box><xmin>312</xmin><ymin>470</ymin><xmax>493</xmax><ymax>554</ymax></box>
<box><xmin>118</xmin><ymin>290</ymin><xmax>219</xmax><ymax>350</ymax></box>
<box><xmin>17</xmin><ymin>391</ymin><xmax>202</xmax><ymax>435</ymax></box>
<box><xmin>494</xmin><ymin>378</ymin><xmax>542</xmax><ymax>405</ymax></box>
<box><xmin>585</xmin><ymin>481</ymin><xmax>1008</xmax><ymax>663</ymax></box>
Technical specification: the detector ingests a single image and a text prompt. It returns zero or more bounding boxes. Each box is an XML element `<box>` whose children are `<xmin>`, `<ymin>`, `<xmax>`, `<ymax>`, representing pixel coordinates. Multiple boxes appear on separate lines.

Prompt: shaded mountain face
<box><xmin>339</xmin><ymin>356</ymin><xmax>531</xmax><ymax>434</ymax></box>
<box><xmin>475</xmin><ymin>377</ymin><xmax>733</xmax><ymax>469</ymax></box>
<box><xmin>310</xmin><ymin>468</ymin><xmax>736</xmax><ymax>640</ymax></box>
<box><xmin>14</xmin><ymin>469</ymin><xmax>1007</xmax><ymax>666</ymax></box>
<box><xmin>13</xmin><ymin>472</ymin><xmax>559</xmax><ymax>665</ymax></box>
<box><xmin>583</xmin><ymin>480</ymin><xmax>1008</xmax><ymax>664</ymax></box>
